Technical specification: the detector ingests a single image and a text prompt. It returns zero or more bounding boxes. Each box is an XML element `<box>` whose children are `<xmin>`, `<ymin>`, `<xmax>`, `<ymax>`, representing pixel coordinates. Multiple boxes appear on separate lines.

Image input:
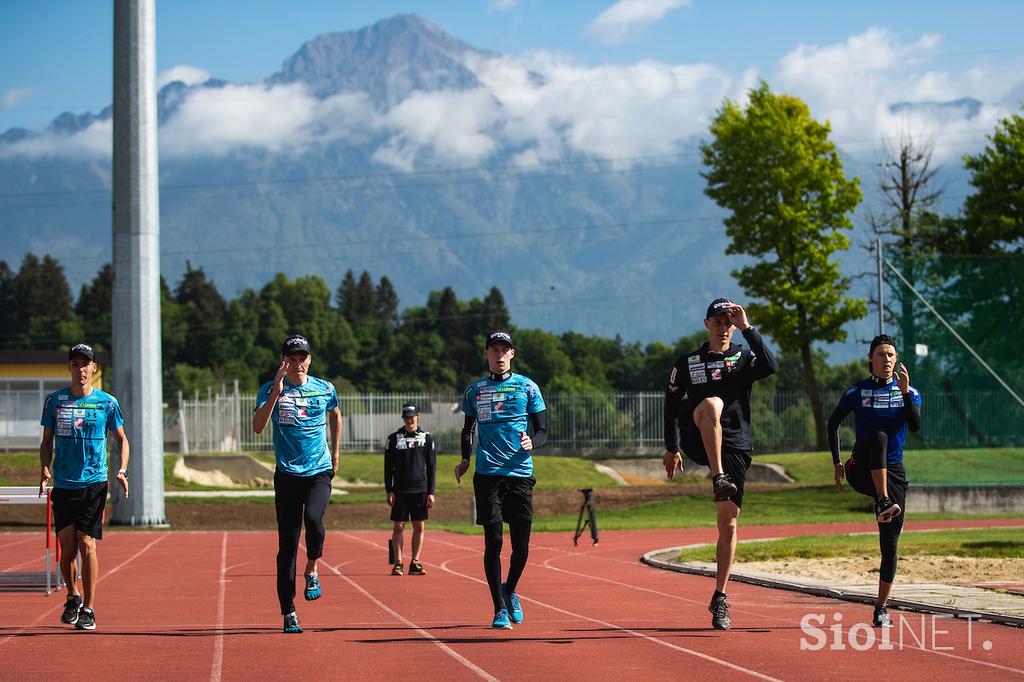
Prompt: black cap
<box><xmin>486</xmin><ymin>330</ymin><xmax>514</xmax><ymax>348</ymax></box>
<box><xmin>281</xmin><ymin>334</ymin><xmax>312</xmax><ymax>356</ymax></box>
<box><xmin>869</xmin><ymin>334</ymin><xmax>898</xmax><ymax>355</ymax></box>
<box><xmin>705</xmin><ymin>298</ymin><xmax>733</xmax><ymax>319</ymax></box>
<box><xmin>68</xmin><ymin>343</ymin><xmax>95</xmax><ymax>362</ymax></box>
<box><xmin>401</xmin><ymin>402</ymin><xmax>418</xmax><ymax>417</ymax></box>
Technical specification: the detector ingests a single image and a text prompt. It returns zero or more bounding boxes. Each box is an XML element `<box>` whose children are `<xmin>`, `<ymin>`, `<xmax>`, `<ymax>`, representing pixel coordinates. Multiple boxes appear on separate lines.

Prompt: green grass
<box><xmin>431</xmin><ymin>484</ymin><xmax>1024</xmax><ymax>534</ymax></box>
<box><xmin>676</xmin><ymin>527</ymin><xmax>1024</xmax><ymax>563</ymax></box>
<box><xmin>257</xmin><ymin>452</ymin><xmax>617</xmax><ymax>492</ymax></box>
<box><xmin>757</xmin><ymin>447</ymin><xmax>1024</xmax><ymax>485</ymax></box>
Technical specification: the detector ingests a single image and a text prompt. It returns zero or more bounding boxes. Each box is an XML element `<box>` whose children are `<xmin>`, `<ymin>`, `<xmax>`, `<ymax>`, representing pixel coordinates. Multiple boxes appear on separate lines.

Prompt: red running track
<box><xmin>1</xmin><ymin>519</ymin><xmax>1022</xmax><ymax>681</ymax></box>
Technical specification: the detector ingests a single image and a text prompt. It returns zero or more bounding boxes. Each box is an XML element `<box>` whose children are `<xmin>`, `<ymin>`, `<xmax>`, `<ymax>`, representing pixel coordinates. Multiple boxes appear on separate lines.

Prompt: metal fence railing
<box><xmin>166</xmin><ymin>389</ymin><xmax>1024</xmax><ymax>455</ymax></box>
<box><xmin>5</xmin><ymin>387</ymin><xmax>1021</xmax><ymax>453</ymax></box>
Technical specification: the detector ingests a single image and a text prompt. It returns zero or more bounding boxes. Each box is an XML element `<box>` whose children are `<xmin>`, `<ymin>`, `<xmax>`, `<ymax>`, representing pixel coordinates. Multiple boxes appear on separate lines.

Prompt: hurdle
<box><xmin>0</xmin><ymin>486</ymin><xmax>61</xmax><ymax>595</ymax></box>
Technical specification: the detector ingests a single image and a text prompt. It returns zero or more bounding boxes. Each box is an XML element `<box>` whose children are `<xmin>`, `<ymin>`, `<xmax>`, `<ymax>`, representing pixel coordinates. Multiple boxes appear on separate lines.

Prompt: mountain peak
<box><xmin>268</xmin><ymin>14</ymin><xmax>489</xmax><ymax>106</ymax></box>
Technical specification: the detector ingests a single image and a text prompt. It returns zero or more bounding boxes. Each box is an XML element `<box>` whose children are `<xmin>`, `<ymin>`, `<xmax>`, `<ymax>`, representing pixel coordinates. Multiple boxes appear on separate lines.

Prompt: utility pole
<box><xmin>110</xmin><ymin>0</ymin><xmax>166</xmax><ymax>526</ymax></box>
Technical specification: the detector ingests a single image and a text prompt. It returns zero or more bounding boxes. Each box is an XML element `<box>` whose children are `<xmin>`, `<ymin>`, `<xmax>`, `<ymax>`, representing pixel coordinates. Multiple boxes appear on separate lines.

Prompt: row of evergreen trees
<box><xmin>0</xmin><ymin>255</ymin><xmax>865</xmax><ymax>399</ymax></box>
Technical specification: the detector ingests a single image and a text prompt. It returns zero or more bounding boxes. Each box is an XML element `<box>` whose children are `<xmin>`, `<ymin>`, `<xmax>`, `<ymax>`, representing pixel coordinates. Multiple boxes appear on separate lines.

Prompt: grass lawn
<box><xmin>676</xmin><ymin>527</ymin><xmax>1024</xmax><ymax>563</ymax></box>
<box><xmin>757</xmin><ymin>448</ymin><xmax>1024</xmax><ymax>485</ymax></box>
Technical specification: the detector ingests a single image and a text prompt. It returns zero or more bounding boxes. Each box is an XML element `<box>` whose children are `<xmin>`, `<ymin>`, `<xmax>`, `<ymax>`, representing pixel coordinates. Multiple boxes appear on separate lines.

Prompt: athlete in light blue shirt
<box><xmin>253</xmin><ymin>334</ymin><xmax>341</xmax><ymax>634</ymax></box>
<box><xmin>455</xmin><ymin>330</ymin><xmax>547</xmax><ymax>630</ymax></box>
<box><xmin>39</xmin><ymin>343</ymin><xmax>130</xmax><ymax>631</ymax></box>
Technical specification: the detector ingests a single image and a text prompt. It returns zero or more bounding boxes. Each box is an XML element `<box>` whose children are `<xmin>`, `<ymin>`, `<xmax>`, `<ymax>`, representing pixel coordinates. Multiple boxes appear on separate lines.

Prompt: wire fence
<box><xmin>170</xmin><ymin>389</ymin><xmax>1024</xmax><ymax>455</ymax></box>
<box><xmin>3</xmin><ymin>386</ymin><xmax>1021</xmax><ymax>453</ymax></box>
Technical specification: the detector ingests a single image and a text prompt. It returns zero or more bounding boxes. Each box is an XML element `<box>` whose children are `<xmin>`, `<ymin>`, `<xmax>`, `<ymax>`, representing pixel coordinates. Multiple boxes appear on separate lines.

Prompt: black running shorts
<box><xmin>51</xmin><ymin>481</ymin><xmax>108</xmax><ymax>539</ymax></box>
<box><xmin>473</xmin><ymin>473</ymin><xmax>535</xmax><ymax>526</ymax></box>
<box><xmin>391</xmin><ymin>492</ymin><xmax>430</xmax><ymax>522</ymax></box>
<box><xmin>681</xmin><ymin>425</ymin><xmax>752</xmax><ymax>508</ymax></box>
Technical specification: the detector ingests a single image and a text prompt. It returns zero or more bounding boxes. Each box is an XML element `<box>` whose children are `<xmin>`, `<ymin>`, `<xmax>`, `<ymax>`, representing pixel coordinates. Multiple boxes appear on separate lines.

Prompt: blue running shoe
<box><xmin>283</xmin><ymin>612</ymin><xmax>302</xmax><ymax>633</ymax></box>
<box><xmin>502</xmin><ymin>583</ymin><xmax>523</xmax><ymax>624</ymax></box>
<box><xmin>304</xmin><ymin>573</ymin><xmax>321</xmax><ymax>601</ymax></box>
<box><xmin>491</xmin><ymin>608</ymin><xmax>513</xmax><ymax>630</ymax></box>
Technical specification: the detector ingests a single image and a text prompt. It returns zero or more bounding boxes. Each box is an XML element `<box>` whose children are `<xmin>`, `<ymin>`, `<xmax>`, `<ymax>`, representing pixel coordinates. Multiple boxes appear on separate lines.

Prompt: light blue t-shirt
<box><xmin>255</xmin><ymin>376</ymin><xmax>338</xmax><ymax>476</ymax></box>
<box><xmin>40</xmin><ymin>387</ymin><xmax>124</xmax><ymax>489</ymax></box>
<box><xmin>462</xmin><ymin>373</ymin><xmax>546</xmax><ymax>477</ymax></box>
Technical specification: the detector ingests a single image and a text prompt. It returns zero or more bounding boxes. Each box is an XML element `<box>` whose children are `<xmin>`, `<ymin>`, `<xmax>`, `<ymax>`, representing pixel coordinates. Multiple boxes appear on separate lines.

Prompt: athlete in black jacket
<box><xmin>384</xmin><ymin>402</ymin><xmax>436</xmax><ymax>576</ymax></box>
<box><xmin>662</xmin><ymin>298</ymin><xmax>778</xmax><ymax>630</ymax></box>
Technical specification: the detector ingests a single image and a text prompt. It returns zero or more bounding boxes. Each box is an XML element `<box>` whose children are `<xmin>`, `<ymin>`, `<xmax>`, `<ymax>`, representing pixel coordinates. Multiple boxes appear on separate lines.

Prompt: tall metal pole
<box><xmin>110</xmin><ymin>0</ymin><xmax>166</xmax><ymax>526</ymax></box>
<box><xmin>876</xmin><ymin>237</ymin><xmax>885</xmax><ymax>336</ymax></box>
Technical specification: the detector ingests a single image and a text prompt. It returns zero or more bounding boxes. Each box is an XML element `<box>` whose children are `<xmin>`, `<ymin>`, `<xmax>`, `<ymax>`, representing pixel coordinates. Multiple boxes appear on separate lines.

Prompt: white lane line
<box><xmin>351</xmin><ymin>531</ymin><xmax>1024</xmax><ymax>675</ymax></box>
<box><xmin>0</xmin><ymin>532</ymin><xmax>169</xmax><ymax>647</ymax></box>
<box><xmin>210</xmin><ymin>532</ymin><xmax>228</xmax><ymax>682</ymax></box>
<box><xmin>539</xmin><ymin>543</ymin><xmax>1024</xmax><ymax>675</ymax></box>
<box><xmin>320</xmin><ymin>534</ymin><xmax>500</xmax><ymax>682</ymax></box>
<box><xmin>0</xmin><ymin>536</ymin><xmax>38</xmax><ymax>551</ymax></box>
<box><xmin>435</xmin><ymin>556</ymin><xmax>784</xmax><ymax>682</ymax></box>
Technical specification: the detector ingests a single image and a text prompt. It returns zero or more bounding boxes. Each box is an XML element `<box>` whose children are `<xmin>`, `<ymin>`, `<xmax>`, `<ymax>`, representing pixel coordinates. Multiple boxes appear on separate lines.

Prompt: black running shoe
<box><xmin>872</xmin><ymin>604</ymin><xmax>893</xmax><ymax>628</ymax></box>
<box><xmin>408</xmin><ymin>561</ymin><xmax>426</xmax><ymax>576</ymax></box>
<box><xmin>708</xmin><ymin>593</ymin><xmax>732</xmax><ymax>631</ymax></box>
<box><xmin>712</xmin><ymin>474</ymin><xmax>738</xmax><ymax>501</ymax></box>
<box><xmin>75</xmin><ymin>607</ymin><xmax>96</xmax><ymax>631</ymax></box>
<box><xmin>875</xmin><ymin>496</ymin><xmax>901</xmax><ymax>523</ymax></box>
<box><xmin>60</xmin><ymin>594</ymin><xmax>82</xmax><ymax>625</ymax></box>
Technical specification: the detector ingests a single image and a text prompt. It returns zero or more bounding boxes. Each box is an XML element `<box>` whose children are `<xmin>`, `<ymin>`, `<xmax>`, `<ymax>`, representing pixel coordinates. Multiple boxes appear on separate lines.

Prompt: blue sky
<box><xmin>2</xmin><ymin>0</ymin><xmax>1022</xmax><ymax>132</ymax></box>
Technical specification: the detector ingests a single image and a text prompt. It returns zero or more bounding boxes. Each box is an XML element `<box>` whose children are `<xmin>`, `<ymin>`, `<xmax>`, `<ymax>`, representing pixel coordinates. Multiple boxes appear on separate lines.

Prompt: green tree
<box><xmin>700</xmin><ymin>81</ymin><xmax>866</xmax><ymax>448</ymax></box>
<box><xmin>962</xmin><ymin>106</ymin><xmax>1024</xmax><ymax>251</ymax></box>
<box><xmin>76</xmin><ymin>263</ymin><xmax>113</xmax><ymax>351</ymax></box>
<box><xmin>175</xmin><ymin>263</ymin><xmax>227</xmax><ymax>367</ymax></box>
<box><xmin>13</xmin><ymin>253</ymin><xmax>78</xmax><ymax>349</ymax></box>
<box><xmin>0</xmin><ymin>261</ymin><xmax>16</xmax><ymax>349</ymax></box>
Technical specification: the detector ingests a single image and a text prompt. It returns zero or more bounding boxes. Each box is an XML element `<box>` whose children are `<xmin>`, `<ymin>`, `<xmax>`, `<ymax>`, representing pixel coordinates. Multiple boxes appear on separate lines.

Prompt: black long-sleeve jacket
<box><xmin>664</xmin><ymin>327</ymin><xmax>778</xmax><ymax>453</ymax></box>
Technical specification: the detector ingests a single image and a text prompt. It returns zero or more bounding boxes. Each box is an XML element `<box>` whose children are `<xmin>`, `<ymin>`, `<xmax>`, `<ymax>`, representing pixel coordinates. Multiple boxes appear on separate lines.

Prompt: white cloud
<box><xmin>774</xmin><ymin>27</ymin><xmax>1013</xmax><ymax>162</ymax></box>
<box><xmin>1</xmin><ymin>26</ymin><xmax>1016</xmax><ymax>170</ymax></box>
<box><xmin>157</xmin><ymin>65</ymin><xmax>211</xmax><ymax>90</ymax></box>
<box><xmin>2</xmin><ymin>86</ymin><xmax>36</xmax><ymax>109</ymax></box>
<box><xmin>489</xmin><ymin>0</ymin><xmax>517</xmax><ymax>11</ymax></box>
<box><xmin>460</xmin><ymin>51</ymin><xmax>752</xmax><ymax>165</ymax></box>
<box><xmin>159</xmin><ymin>83</ymin><xmax>378</xmax><ymax>158</ymax></box>
<box><xmin>586</xmin><ymin>0</ymin><xmax>691</xmax><ymax>44</ymax></box>
<box><xmin>0</xmin><ymin>119</ymin><xmax>111</xmax><ymax>159</ymax></box>
<box><xmin>374</xmin><ymin>89</ymin><xmax>501</xmax><ymax>170</ymax></box>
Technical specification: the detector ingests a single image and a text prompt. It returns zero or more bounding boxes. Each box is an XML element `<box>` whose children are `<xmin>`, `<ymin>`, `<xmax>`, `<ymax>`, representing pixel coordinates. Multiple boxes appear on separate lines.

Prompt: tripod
<box><xmin>573</xmin><ymin>488</ymin><xmax>599</xmax><ymax>546</ymax></box>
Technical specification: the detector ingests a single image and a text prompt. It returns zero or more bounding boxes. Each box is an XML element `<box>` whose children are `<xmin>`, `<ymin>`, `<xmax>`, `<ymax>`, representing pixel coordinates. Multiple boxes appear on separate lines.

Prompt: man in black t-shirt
<box><xmin>662</xmin><ymin>298</ymin><xmax>778</xmax><ymax>631</ymax></box>
<box><xmin>384</xmin><ymin>402</ymin><xmax>436</xmax><ymax>576</ymax></box>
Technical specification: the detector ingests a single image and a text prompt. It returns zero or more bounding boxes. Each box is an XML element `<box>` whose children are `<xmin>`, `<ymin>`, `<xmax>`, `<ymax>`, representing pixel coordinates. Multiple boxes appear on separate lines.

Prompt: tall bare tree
<box><xmin>867</xmin><ymin>130</ymin><xmax>944</xmax><ymax>371</ymax></box>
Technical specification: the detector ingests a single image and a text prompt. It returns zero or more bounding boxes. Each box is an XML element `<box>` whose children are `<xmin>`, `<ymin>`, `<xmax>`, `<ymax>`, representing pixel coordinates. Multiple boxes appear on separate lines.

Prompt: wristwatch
<box><xmin>118</xmin><ymin>469</ymin><xmax>128</xmax><ymax>478</ymax></box>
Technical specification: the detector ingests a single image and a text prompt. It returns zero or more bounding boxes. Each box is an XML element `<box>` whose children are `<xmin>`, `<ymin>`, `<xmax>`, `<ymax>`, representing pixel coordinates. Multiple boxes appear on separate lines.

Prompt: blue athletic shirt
<box><xmin>255</xmin><ymin>376</ymin><xmax>338</xmax><ymax>476</ymax></box>
<box><xmin>40</xmin><ymin>387</ymin><xmax>124</xmax><ymax>489</ymax></box>
<box><xmin>836</xmin><ymin>377</ymin><xmax>922</xmax><ymax>466</ymax></box>
<box><xmin>462</xmin><ymin>373</ymin><xmax>546</xmax><ymax>477</ymax></box>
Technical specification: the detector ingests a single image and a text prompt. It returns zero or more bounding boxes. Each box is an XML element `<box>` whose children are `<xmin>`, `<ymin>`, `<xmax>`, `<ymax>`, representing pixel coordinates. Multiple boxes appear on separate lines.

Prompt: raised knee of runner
<box><xmin>693</xmin><ymin>396</ymin><xmax>725</xmax><ymax>425</ymax></box>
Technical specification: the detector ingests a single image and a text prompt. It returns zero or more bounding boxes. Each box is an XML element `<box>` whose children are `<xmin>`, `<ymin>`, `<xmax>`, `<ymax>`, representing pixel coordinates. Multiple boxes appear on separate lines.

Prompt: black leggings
<box><xmin>483</xmin><ymin>519</ymin><xmax>532</xmax><ymax>612</ymax></box>
<box><xmin>274</xmin><ymin>469</ymin><xmax>333</xmax><ymax>615</ymax></box>
<box><xmin>845</xmin><ymin>431</ymin><xmax>907</xmax><ymax>583</ymax></box>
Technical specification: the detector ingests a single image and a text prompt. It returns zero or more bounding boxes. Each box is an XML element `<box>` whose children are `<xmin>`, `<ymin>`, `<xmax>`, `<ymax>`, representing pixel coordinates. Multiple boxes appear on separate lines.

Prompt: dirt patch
<box><xmin>739</xmin><ymin>555</ymin><xmax>1024</xmax><ymax>584</ymax></box>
